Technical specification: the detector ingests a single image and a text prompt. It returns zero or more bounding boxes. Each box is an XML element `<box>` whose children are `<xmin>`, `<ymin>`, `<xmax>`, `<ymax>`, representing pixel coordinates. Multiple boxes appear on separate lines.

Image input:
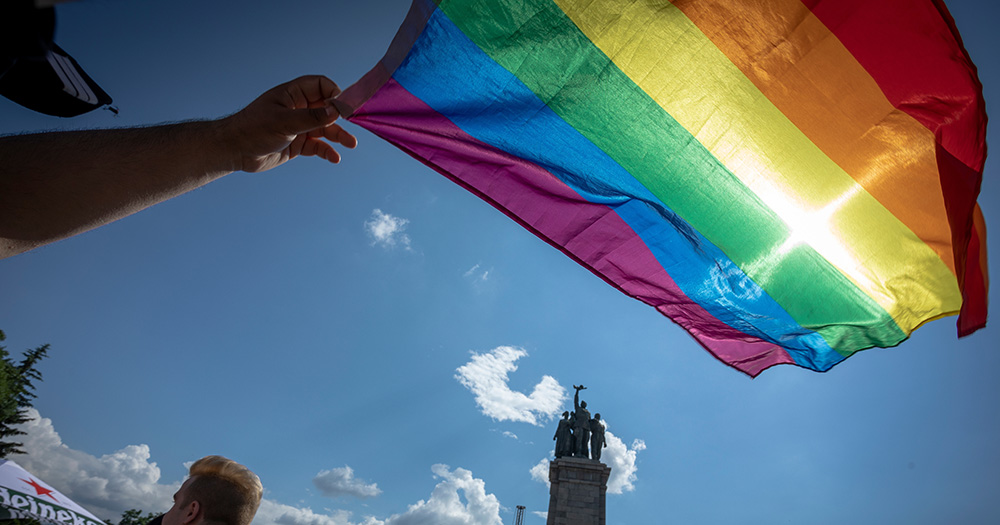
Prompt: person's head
<box><xmin>594</xmin><ymin>413</ymin><xmax>601</xmax><ymax>420</ymax></box>
<box><xmin>581</xmin><ymin>400</ymin><xmax>587</xmax><ymax>409</ymax></box>
<box><xmin>562</xmin><ymin>411</ymin><xmax>569</xmax><ymax>419</ymax></box>
<box><xmin>162</xmin><ymin>456</ymin><xmax>263</xmax><ymax>525</ymax></box>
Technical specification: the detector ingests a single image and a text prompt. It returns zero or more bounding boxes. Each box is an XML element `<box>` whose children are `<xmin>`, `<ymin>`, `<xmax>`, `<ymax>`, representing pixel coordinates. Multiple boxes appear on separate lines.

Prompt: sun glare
<box><xmin>747</xmin><ymin>179</ymin><xmax>879</xmax><ymax>300</ymax></box>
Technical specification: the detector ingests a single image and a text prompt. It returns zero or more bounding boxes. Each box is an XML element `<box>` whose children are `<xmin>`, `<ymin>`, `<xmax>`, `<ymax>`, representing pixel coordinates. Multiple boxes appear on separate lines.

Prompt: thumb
<box><xmin>284</xmin><ymin>103</ymin><xmax>340</xmax><ymax>135</ymax></box>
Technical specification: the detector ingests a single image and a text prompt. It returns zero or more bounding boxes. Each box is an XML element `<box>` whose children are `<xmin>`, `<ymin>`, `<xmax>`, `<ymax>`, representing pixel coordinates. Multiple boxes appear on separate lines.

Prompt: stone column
<box><xmin>546</xmin><ymin>457</ymin><xmax>612</xmax><ymax>525</ymax></box>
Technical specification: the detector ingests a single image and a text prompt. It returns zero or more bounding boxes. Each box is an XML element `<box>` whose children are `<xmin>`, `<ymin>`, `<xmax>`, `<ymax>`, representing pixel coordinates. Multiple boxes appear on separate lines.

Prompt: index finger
<box><xmin>313</xmin><ymin>123</ymin><xmax>358</xmax><ymax>149</ymax></box>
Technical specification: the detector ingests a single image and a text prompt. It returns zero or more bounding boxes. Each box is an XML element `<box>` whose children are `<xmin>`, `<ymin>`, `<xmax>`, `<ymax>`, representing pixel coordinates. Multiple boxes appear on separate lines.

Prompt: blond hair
<box><xmin>184</xmin><ymin>456</ymin><xmax>263</xmax><ymax>525</ymax></box>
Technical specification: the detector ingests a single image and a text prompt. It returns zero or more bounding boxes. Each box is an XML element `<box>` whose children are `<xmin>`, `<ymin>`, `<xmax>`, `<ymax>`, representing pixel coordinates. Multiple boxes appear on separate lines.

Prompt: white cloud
<box><xmin>365</xmin><ymin>209</ymin><xmax>411</xmax><ymax>249</ymax></box>
<box><xmin>462</xmin><ymin>264</ymin><xmax>490</xmax><ymax>283</ymax></box>
<box><xmin>529</xmin><ymin>459</ymin><xmax>549</xmax><ymax>486</ymax></box>
<box><xmin>527</xmin><ymin>421</ymin><xmax>645</xmax><ymax>495</ymax></box>
<box><xmin>11</xmin><ymin>409</ymin><xmax>179</xmax><ymax>520</ymax></box>
<box><xmin>313</xmin><ymin>466</ymin><xmax>381</xmax><ymax>499</ymax></box>
<box><xmin>13</xmin><ymin>411</ymin><xmax>374</xmax><ymax>525</ymax></box>
<box><xmin>603</xmin><ymin>426</ymin><xmax>646</xmax><ymax>494</ymax></box>
<box><xmin>255</xmin><ymin>500</ymin><xmax>378</xmax><ymax>525</ymax></box>
<box><xmin>501</xmin><ymin>431</ymin><xmax>518</xmax><ymax>440</ymax></box>
<box><xmin>12</xmin><ymin>411</ymin><xmax>499</xmax><ymax>525</ymax></box>
<box><xmin>454</xmin><ymin>346</ymin><xmax>566</xmax><ymax>426</ymax></box>
<box><xmin>461</xmin><ymin>263</ymin><xmax>495</xmax><ymax>295</ymax></box>
<box><xmin>378</xmin><ymin>465</ymin><xmax>501</xmax><ymax>525</ymax></box>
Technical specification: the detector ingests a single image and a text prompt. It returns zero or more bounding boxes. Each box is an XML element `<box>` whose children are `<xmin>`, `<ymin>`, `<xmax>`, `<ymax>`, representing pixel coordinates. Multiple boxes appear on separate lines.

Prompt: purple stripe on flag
<box><xmin>350</xmin><ymin>78</ymin><xmax>796</xmax><ymax>376</ymax></box>
<box><xmin>335</xmin><ymin>0</ymin><xmax>438</xmax><ymax>116</ymax></box>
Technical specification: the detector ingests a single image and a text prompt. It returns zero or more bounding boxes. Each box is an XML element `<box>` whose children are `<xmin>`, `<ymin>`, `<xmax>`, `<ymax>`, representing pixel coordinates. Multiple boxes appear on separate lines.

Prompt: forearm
<box><xmin>0</xmin><ymin>75</ymin><xmax>356</xmax><ymax>259</ymax></box>
<box><xmin>0</xmin><ymin>118</ymin><xmax>238</xmax><ymax>257</ymax></box>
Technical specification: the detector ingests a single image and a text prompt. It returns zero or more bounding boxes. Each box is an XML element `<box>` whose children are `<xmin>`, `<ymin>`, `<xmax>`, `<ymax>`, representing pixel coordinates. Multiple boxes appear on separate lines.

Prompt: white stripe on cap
<box><xmin>46</xmin><ymin>50</ymin><xmax>99</xmax><ymax>105</ymax></box>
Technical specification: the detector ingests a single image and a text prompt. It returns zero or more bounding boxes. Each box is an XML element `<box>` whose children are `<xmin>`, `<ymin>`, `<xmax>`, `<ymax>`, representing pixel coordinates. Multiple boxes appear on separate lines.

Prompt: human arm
<box><xmin>0</xmin><ymin>75</ymin><xmax>357</xmax><ymax>259</ymax></box>
<box><xmin>573</xmin><ymin>384</ymin><xmax>585</xmax><ymax>410</ymax></box>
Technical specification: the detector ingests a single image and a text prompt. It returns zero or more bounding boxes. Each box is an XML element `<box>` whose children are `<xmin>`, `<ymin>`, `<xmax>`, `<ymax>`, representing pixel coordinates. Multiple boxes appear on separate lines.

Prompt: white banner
<box><xmin>0</xmin><ymin>459</ymin><xmax>103</xmax><ymax>525</ymax></box>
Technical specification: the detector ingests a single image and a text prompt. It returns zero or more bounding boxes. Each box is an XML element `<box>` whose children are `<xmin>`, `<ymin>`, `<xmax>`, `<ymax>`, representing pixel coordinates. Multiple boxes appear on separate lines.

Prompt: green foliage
<box><xmin>115</xmin><ymin>509</ymin><xmax>159</xmax><ymax>525</ymax></box>
<box><xmin>0</xmin><ymin>330</ymin><xmax>49</xmax><ymax>458</ymax></box>
<box><xmin>0</xmin><ymin>519</ymin><xmax>43</xmax><ymax>525</ymax></box>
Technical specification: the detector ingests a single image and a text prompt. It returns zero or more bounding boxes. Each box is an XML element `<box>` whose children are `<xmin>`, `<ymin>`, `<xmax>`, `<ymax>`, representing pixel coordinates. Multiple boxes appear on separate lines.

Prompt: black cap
<box><xmin>0</xmin><ymin>0</ymin><xmax>113</xmax><ymax>117</ymax></box>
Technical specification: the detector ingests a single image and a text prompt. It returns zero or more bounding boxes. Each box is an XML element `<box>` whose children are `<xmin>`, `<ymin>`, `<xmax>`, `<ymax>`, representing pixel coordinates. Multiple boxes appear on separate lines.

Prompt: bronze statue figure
<box><xmin>572</xmin><ymin>385</ymin><xmax>591</xmax><ymax>458</ymax></box>
<box><xmin>589</xmin><ymin>413</ymin><xmax>607</xmax><ymax>461</ymax></box>
<box><xmin>553</xmin><ymin>411</ymin><xmax>572</xmax><ymax>458</ymax></box>
<box><xmin>553</xmin><ymin>384</ymin><xmax>609</xmax><ymax>462</ymax></box>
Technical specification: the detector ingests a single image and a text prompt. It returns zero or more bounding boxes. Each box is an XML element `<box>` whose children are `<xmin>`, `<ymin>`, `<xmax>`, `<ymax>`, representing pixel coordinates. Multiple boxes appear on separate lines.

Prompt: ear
<box><xmin>180</xmin><ymin>499</ymin><xmax>201</xmax><ymax>525</ymax></box>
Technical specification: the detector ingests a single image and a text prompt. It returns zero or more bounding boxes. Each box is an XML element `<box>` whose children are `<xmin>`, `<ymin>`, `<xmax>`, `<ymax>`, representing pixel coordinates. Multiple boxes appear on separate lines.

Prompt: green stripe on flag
<box><xmin>436</xmin><ymin>0</ymin><xmax>906</xmax><ymax>352</ymax></box>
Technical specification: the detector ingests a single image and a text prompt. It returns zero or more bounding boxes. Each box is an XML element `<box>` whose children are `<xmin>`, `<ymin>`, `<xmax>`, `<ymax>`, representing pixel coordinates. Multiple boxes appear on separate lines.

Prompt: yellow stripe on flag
<box><xmin>553</xmin><ymin>0</ymin><xmax>961</xmax><ymax>331</ymax></box>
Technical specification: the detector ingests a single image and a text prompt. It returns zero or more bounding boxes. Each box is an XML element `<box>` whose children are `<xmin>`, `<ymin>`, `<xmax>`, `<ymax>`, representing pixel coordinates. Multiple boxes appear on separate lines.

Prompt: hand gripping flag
<box><xmin>335</xmin><ymin>0</ymin><xmax>989</xmax><ymax>376</ymax></box>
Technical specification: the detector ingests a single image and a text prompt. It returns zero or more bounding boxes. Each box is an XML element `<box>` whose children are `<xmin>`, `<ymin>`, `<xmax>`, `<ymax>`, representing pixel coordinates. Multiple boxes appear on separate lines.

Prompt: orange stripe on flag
<box><xmin>671</xmin><ymin>0</ymin><xmax>957</xmax><ymax>275</ymax></box>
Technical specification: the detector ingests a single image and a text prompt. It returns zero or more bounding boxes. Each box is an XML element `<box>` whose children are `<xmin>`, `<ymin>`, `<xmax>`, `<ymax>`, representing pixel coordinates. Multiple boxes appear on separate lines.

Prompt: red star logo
<box><xmin>20</xmin><ymin>478</ymin><xmax>59</xmax><ymax>502</ymax></box>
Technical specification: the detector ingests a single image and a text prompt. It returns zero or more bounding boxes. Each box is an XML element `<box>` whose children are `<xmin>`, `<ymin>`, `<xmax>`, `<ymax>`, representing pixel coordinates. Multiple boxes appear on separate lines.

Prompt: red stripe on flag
<box><xmin>803</xmin><ymin>0</ymin><xmax>988</xmax><ymax>334</ymax></box>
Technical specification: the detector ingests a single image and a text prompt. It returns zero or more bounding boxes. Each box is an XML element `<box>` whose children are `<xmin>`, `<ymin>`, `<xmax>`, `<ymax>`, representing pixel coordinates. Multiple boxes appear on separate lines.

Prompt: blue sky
<box><xmin>1</xmin><ymin>1</ymin><xmax>998</xmax><ymax>523</ymax></box>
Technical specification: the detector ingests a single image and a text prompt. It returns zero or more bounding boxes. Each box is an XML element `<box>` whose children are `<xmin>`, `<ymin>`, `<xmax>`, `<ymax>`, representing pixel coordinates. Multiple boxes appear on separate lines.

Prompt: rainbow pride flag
<box><xmin>336</xmin><ymin>0</ymin><xmax>989</xmax><ymax>376</ymax></box>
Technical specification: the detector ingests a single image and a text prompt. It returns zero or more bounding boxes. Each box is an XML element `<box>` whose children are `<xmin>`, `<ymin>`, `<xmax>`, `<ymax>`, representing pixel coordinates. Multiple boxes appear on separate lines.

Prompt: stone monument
<box><xmin>546</xmin><ymin>385</ymin><xmax>612</xmax><ymax>525</ymax></box>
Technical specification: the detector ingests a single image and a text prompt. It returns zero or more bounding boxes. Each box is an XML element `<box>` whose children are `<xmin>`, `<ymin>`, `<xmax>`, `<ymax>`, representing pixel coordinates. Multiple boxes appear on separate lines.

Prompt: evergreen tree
<box><xmin>0</xmin><ymin>329</ymin><xmax>49</xmax><ymax>458</ymax></box>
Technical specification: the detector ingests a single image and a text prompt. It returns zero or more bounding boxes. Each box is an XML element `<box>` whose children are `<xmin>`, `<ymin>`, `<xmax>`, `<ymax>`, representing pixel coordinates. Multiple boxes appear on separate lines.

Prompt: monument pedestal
<box><xmin>546</xmin><ymin>457</ymin><xmax>611</xmax><ymax>525</ymax></box>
